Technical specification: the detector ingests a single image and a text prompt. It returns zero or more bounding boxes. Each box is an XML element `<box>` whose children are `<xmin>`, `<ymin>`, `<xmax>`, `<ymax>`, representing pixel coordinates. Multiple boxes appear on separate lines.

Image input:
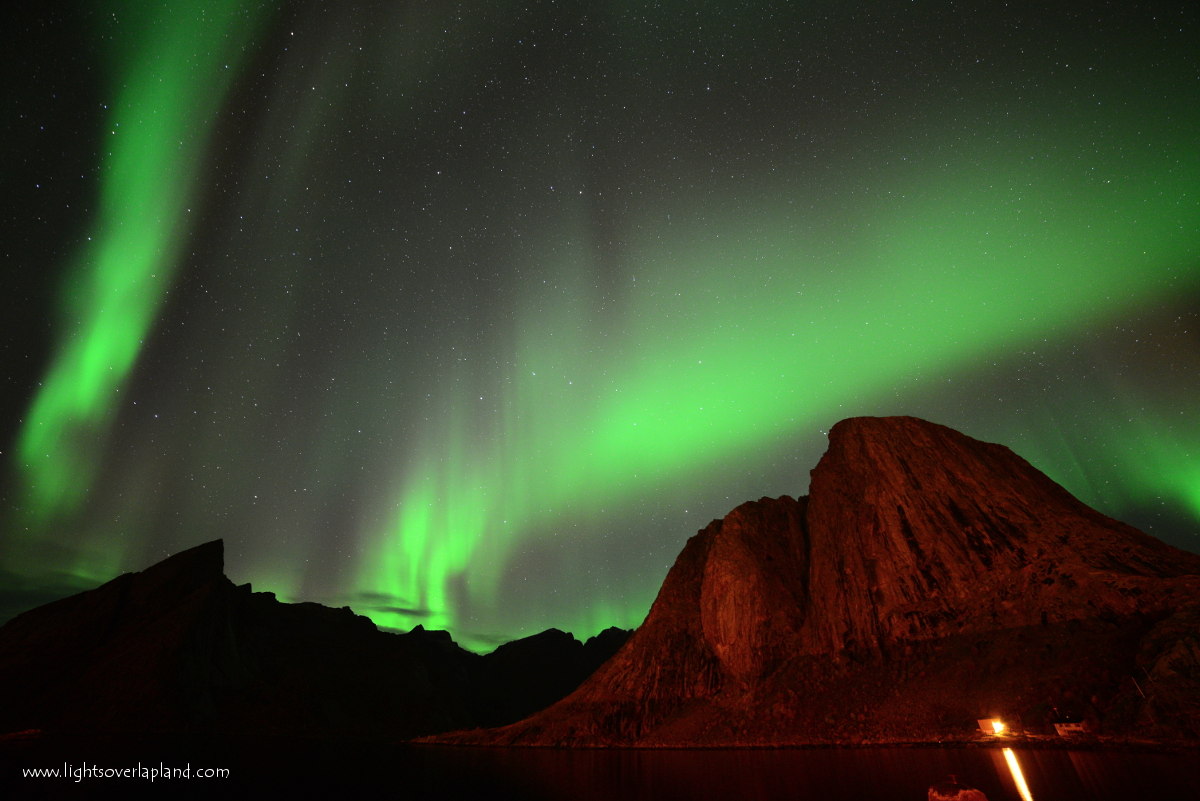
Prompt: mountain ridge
<box><xmin>431</xmin><ymin>416</ymin><xmax>1200</xmax><ymax>746</ymax></box>
<box><xmin>0</xmin><ymin>539</ymin><xmax>629</xmax><ymax>738</ymax></box>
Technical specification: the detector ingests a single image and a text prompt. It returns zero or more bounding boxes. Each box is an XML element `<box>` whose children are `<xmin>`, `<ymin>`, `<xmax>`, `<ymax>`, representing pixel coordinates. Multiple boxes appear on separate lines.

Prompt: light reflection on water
<box><xmin>1001</xmin><ymin>748</ymin><xmax>1035</xmax><ymax>801</ymax></box>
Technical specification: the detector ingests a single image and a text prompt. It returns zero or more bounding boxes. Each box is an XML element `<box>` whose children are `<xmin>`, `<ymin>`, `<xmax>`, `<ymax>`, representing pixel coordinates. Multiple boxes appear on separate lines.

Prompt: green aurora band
<box><xmin>15</xmin><ymin>0</ymin><xmax>271</xmax><ymax>554</ymax></box>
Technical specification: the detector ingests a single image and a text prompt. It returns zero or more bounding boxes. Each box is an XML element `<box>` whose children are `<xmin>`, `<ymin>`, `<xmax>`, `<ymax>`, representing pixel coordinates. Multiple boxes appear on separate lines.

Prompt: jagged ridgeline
<box><xmin>0</xmin><ymin>540</ymin><xmax>628</xmax><ymax>738</ymax></box>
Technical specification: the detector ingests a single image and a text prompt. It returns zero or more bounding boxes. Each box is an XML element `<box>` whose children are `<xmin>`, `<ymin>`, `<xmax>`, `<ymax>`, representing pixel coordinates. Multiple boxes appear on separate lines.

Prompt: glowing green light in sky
<box><xmin>357</xmin><ymin>102</ymin><xmax>1200</xmax><ymax>648</ymax></box>
<box><xmin>16</xmin><ymin>1</ymin><xmax>271</xmax><ymax>524</ymax></box>
<box><xmin>9</xmin><ymin>4</ymin><xmax>1195</xmax><ymax>654</ymax></box>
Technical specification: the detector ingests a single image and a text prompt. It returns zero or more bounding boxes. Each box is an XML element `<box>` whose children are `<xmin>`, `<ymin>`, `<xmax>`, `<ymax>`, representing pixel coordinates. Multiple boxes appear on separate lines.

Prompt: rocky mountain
<box><xmin>0</xmin><ymin>540</ymin><xmax>628</xmax><ymax>739</ymax></box>
<box><xmin>435</xmin><ymin>416</ymin><xmax>1200</xmax><ymax>746</ymax></box>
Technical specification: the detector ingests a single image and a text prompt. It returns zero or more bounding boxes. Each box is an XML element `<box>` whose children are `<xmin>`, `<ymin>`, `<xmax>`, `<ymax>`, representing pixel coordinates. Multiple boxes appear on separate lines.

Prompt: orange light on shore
<box><xmin>977</xmin><ymin>717</ymin><xmax>1008</xmax><ymax>735</ymax></box>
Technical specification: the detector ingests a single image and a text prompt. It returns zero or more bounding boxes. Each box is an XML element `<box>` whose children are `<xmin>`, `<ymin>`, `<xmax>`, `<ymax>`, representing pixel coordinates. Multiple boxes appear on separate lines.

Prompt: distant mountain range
<box><xmin>3</xmin><ymin>416</ymin><xmax>1198</xmax><ymax>746</ymax></box>
<box><xmin>0</xmin><ymin>538</ymin><xmax>627</xmax><ymax>739</ymax></box>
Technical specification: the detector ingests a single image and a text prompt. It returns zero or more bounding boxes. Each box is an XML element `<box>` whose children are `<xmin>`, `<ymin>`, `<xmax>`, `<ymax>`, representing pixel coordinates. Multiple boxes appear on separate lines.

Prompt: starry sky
<box><xmin>3</xmin><ymin>0</ymin><xmax>1198</xmax><ymax>651</ymax></box>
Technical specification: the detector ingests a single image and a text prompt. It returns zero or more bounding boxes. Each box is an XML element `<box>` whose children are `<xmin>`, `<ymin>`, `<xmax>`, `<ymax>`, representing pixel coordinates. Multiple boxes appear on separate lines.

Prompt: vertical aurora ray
<box><xmin>14</xmin><ymin>2</ymin><xmax>272</xmax><ymax>527</ymax></box>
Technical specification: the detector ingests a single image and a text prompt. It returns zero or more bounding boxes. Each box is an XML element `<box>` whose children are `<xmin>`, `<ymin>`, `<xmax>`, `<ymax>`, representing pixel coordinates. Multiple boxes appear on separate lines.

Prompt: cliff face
<box><xmin>441</xmin><ymin>416</ymin><xmax>1200</xmax><ymax>746</ymax></box>
<box><xmin>0</xmin><ymin>541</ymin><xmax>627</xmax><ymax>738</ymax></box>
<box><xmin>802</xmin><ymin>416</ymin><xmax>1195</xmax><ymax>656</ymax></box>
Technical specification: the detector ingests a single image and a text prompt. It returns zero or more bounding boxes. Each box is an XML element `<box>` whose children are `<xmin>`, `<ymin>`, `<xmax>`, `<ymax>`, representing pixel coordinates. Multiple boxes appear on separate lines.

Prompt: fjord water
<box><xmin>446</xmin><ymin>746</ymin><xmax>1198</xmax><ymax>801</ymax></box>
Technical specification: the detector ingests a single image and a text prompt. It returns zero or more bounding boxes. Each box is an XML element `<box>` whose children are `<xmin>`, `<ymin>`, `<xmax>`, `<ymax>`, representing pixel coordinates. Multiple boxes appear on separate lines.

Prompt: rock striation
<box><xmin>0</xmin><ymin>541</ymin><xmax>628</xmax><ymax>739</ymax></box>
<box><xmin>436</xmin><ymin>416</ymin><xmax>1200</xmax><ymax>746</ymax></box>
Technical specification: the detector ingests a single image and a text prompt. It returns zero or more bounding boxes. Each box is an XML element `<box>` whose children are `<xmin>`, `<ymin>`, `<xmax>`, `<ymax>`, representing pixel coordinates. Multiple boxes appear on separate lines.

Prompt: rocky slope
<box><xmin>436</xmin><ymin>416</ymin><xmax>1200</xmax><ymax>746</ymax></box>
<box><xmin>0</xmin><ymin>540</ymin><xmax>628</xmax><ymax>739</ymax></box>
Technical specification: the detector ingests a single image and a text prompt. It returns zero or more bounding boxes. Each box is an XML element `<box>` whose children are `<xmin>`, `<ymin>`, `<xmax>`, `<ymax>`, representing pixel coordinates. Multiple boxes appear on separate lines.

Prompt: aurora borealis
<box><xmin>3</xmin><ymin>1</ymin><xmax>1197</xmax><ymax>651</ymax></box>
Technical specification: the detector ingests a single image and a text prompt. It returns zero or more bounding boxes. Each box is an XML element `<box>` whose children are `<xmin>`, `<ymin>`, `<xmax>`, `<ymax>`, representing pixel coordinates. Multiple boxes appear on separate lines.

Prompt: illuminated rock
<box><xmin>436</xmin><ymin>416</ymin><xmax>1200</xmax><ymax>745</ymax></box>
<box><xmin>802</xmin><ymin>416</ymin><xmax>1198</xmax><ymax>653</ymax></box>
<box><xmin>928</xmin><ymin>775</ymin><xmax>989</xmax><ymax>801</ymax></box>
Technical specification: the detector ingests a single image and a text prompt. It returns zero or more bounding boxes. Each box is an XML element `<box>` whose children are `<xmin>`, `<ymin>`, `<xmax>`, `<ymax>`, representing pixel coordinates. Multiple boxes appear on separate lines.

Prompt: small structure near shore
<box><xmin>1054</xmin><ymin>721</ymin><xmax>1088</xmax><ymax>737</ymax></box>
<box><xmin>976</xmin><ymin>718</ymin><xmax>1006</xmax><ymax>736</ymax></box>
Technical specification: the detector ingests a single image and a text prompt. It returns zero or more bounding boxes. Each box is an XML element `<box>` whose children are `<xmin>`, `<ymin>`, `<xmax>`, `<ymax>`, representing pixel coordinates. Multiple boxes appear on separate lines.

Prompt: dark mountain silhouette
<box><xmin>0</xmin><ymin>540</ymin><xmax>628</xmax><ymax>739</ymax></box>
<box><xmin>434</xmin><ymin>416</ymin><xmax>1200</xmax><ymax>746</ymax></box>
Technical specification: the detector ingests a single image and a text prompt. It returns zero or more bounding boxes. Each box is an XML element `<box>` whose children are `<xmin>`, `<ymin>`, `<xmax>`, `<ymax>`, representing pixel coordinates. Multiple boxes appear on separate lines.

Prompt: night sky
<box><xmin>3</xmin><ymin>1</ymin><xmax>1197</xmax><ymax>651</ymax></box>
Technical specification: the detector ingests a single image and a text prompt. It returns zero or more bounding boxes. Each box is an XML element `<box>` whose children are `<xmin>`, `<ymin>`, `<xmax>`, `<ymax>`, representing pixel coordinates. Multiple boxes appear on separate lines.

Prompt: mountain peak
<box><xmin>139</xmin><ymin>538</ymin><xmax>225</xmax><ymax>583</ymax></box>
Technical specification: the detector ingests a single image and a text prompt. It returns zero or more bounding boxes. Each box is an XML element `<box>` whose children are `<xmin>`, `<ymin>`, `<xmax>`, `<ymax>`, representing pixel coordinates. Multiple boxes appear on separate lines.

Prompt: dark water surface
<box><xmin>3</xmin><ymin>736</ymin><xmax>1197</xmax><ymax>800</ymax></box>
<box><xmin>448</xmin><ymin>746</ymin><xmax>1198</xmax><ymax>801</ymax></box>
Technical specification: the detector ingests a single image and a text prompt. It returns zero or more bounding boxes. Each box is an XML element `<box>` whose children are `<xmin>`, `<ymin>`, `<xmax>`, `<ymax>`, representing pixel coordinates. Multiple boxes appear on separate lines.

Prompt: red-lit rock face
<box><xmin>700</xmin><ymin>496</ymin><xmax>809</xmax><ymax>683</ymax></box>
<box><xmin>443</xmin><ymin>416</ymin><xmax>1200</xmax><ymax>746</ymax></box>
<box><xmin>802</xmin><ymin>416</ymin><xmax>1197</xmax><ymax>655</ymax></box>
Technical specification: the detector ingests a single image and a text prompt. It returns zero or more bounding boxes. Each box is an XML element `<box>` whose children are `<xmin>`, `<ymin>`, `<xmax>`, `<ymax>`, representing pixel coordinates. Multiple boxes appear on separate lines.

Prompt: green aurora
<box><xmin>356</xmin><ymin>112</ymin><xmax>1200</xmax><ymax>642</ymax></box>
<box><xmin>5</xmin><ymin>1</ymin><xmax>1198</xmax><ymax>651</ymax></box>
<box><xmin>15</xmin><ymin>1</ymin><xmax>273</xmax><ymax>551</ymax></box>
